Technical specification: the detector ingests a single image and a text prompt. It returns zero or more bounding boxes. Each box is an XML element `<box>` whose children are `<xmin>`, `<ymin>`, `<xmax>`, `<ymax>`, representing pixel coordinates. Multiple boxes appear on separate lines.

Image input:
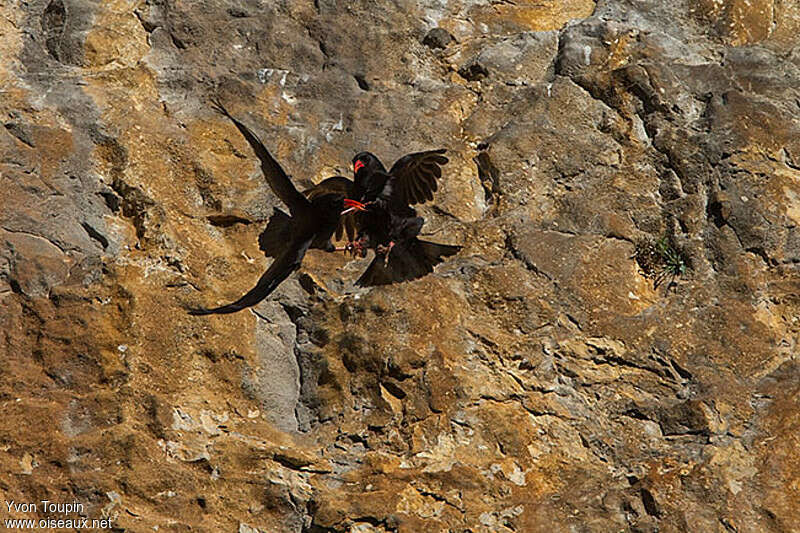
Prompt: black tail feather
<box><xmin>356</xmin><ymin>238</ymin><xmax>460</xmax><ymax>287</ymax></box>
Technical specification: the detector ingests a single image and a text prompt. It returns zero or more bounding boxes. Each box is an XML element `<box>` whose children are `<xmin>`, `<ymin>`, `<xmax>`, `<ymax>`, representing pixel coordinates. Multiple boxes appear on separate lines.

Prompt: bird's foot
<box><xmin>353</xmin><ymin>236</ymin><xmax>369</xmax><ymax>258</ymax></box>
<box><xmin>337</xmin><ymin>239</ymin><xmax>368</xmax><ymax>258</ymax></box>
<box><xmin>376</xmin><ymin>241</ymin><xmax>395</xmax><ymax>266</ymax></box>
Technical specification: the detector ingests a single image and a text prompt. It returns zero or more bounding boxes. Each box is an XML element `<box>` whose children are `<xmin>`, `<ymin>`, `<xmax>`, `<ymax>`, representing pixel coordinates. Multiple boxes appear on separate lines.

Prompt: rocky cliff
<box><xmin>1</xmin><ymin>0</ymin><xmax>799</xmax><ymax>531</ymax></box>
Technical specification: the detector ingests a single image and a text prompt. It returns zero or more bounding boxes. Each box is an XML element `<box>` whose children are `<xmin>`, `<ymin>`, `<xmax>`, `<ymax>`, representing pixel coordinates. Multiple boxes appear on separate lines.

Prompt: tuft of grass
<box><xmin>634</xmin><ymin>235</ymin><xmax>688</xmax><ymax>289</ymax></box>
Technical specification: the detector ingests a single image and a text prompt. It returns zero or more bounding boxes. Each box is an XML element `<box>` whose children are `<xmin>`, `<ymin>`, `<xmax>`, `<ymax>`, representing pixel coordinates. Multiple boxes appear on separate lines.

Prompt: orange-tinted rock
<box><xmin>1</xmin><ymin>0</ymin><xmax>799</xmax><ymax>531</ymax></box>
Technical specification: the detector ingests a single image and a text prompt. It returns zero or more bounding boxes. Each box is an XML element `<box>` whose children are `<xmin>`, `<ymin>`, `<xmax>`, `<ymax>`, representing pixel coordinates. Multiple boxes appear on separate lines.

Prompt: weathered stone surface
<box><xmin>1</xmin><ymin>0</ymin><xmax>799</xmax><ymax>531</ymax></box>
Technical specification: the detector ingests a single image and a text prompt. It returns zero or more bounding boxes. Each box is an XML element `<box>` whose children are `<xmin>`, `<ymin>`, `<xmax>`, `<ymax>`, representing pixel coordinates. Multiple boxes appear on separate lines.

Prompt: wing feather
<box><xmin>303</xmin><ymin>176</ymin><xmax>360</xmax><ymax>243</ymax></box>
<box><xmin>304</xmin><ymin>176</ymin><xmax>354</xmax><ymax>199</ymax></box>
<box><xmin>211</xmin><ymin>99</ymin><xmax>310</xmax><ymax>216</ymax></box>
<box><xmin>189</xmin><ymin>236</ymin><xmax>312</xmax><ymax>315</ymax></box>
<box><xmin>388</xmin><ymin>149</ymin><xmax>448</xmax><ymax>206</ymax></box>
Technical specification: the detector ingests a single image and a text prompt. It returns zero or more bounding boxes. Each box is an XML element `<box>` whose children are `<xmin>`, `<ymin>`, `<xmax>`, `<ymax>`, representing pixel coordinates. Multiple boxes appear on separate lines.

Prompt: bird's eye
<box><xmin>354</xmin><ymin>160</ymin><xmax>365</xmax><ymax>172</ymax></box>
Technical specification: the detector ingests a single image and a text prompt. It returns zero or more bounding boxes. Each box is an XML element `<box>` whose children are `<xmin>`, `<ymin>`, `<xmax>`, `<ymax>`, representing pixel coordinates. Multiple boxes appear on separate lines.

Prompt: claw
<box><xmin>354</xmin><ymin>237</ymin><xmax>368</xmax><ymax>258</ymax></box>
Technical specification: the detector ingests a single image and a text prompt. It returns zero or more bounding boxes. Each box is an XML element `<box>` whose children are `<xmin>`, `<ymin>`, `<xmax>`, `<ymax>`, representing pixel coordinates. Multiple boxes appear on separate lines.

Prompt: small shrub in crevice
<box><xmin>634</xmin><ymin>235</ymin><xmax>688</xmax><ymax>290</ymax></box>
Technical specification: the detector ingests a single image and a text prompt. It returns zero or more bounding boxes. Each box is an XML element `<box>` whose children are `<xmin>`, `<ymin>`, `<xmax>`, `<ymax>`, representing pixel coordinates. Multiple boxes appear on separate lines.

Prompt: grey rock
<box><xmin>422</xmin><ymin>27</ymin><xmax>454</xmax><ymax>49</ymax></box>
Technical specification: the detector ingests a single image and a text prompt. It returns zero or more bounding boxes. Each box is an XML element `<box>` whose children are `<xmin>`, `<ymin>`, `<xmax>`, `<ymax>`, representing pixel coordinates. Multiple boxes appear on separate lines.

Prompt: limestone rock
<box><xmin>1</xmin><ymin>0</ymin><xmax>799</xmax><ymax>531</ymax></box>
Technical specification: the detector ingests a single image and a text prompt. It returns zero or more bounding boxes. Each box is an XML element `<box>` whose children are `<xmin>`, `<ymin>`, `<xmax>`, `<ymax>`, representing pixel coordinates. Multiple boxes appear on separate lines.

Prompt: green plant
<box><xmin>634</xmin><ymin>235</ymin><xmax>688</xmax><ymax>289</ymax></box>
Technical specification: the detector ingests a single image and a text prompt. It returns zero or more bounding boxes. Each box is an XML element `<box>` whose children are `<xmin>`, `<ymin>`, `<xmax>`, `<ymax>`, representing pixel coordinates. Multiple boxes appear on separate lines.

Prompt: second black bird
<box><xmin>347</xmin><ymin>150</ymin><xmax>461</xmax><ymax>286</ymax></box>
<box><xmin>189</xmin><ymin>101</ymin><xmax>364</xmax><ymax>315</ymax></box>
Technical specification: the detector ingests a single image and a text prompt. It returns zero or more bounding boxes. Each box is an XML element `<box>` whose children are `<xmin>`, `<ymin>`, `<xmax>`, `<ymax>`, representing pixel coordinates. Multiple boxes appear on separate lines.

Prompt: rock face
<box><xmin>1</xmin><ymin>0</ymin><xmax>799</xmax><ymax>531</ymax></box>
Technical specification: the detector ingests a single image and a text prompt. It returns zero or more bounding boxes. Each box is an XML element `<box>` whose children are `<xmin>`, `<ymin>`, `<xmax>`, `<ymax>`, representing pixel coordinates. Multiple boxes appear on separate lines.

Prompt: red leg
<box><xmin>376</xmin><ymin>241</ymin><xmax>395</xmax><ymax>266</ymax></box>
<box><xmin>336</xmin><ymin>237</ymin><xmax>368</xmax><ymax>258</ymax></box>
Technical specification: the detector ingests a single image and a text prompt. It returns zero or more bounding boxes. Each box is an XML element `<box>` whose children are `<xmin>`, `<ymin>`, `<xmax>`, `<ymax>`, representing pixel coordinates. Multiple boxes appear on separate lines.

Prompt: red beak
<box><xmin>354</xmin><ymin>160</ymin><xmax>365</xmax><ymax>173</ymax></box>
<box><xmin>341</xmin><ymin>198</ymin><xmax>367</xmax><ymax>215</ymax></box>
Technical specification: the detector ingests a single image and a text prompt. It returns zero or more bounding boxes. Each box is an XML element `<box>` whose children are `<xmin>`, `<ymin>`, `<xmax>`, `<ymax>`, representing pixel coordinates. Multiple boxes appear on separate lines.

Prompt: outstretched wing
<box><xmin>388</xmin><ymin>149</ymin><xmax>448</xmax><ymax>206</ymax></box>
<box><xmin>188</xmin><ymin>236</ymin><xmax>312</xmax><ymax>315</ymax></box>
<box><xmin>304</xmin><ymin>176</ymin><xmax>359</xmax><ymax>242</ymax></box>
<box><xmin>211</xmin><ymin>99</ymin><xmax>310</xmax><ymax>216</ymax></box>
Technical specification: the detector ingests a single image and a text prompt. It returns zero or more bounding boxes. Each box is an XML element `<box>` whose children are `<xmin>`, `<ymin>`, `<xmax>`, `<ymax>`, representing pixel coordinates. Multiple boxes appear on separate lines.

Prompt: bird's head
<box><xmin>352</xmin><ymin>152</ymin><xmax>384</xmax><ymax>178</ymax></box>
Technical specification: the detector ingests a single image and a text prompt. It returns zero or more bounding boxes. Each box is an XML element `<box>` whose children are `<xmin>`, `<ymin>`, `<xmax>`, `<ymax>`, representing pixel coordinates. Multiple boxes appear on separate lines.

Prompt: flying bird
<box><xmin>351</xmin><ymin>149</ymin><xmax>449</xmax><ymax>207</ymax></box>
<box><xmin>258</xmin><ymin>178</ymin><xmax>362</xmax><ymax>258</ymax></box>
<box><xmin>347</xmin><ymin>149</ymin><xmax>450</xmax><ymax>252</ymax></box>
<box><xmin>188</xmin><ymin>101</ymin><xmax>365</xmax><ymax>315</ymax></box>
<box><xmin>345</xmin><ymin>150</ymin><xmax>461</xmax><ymax>286</ymax></box>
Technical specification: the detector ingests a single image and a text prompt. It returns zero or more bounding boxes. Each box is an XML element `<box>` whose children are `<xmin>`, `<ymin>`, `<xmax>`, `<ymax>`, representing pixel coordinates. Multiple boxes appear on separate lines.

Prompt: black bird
<box><xmin>259</xmin><ymin>177</ymin><xmax>362</xmax><ymax>258</ymax></box>
<box><xmin>188</xmin><ymin>102</ymin><xmax>365</xmax><ymax>315</ymax></box>
<box><xmin>351</xmin><ymin>149</ymin><xmax>447</xmax><ymax>205</ymax></box>
<box><xmin>345</xmin><ymin>150</ymin><xmax>461</xmax><ymax>286</ymax></box>
<box><xmin>348</xmin><ymin>149</ymin><xmax>449</xmax><ymax>250</ymax></box>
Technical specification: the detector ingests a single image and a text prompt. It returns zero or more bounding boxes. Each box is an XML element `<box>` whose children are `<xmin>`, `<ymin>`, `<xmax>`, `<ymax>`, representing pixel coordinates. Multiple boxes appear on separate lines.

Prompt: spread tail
<box><xmin>356</xmin><ymin>238</ymin><xmax>460</xmax><ymax>287</ymax></box>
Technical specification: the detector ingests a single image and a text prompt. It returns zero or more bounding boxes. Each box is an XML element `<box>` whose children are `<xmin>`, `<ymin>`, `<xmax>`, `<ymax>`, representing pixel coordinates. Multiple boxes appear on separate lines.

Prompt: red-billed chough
<box><xmin>188</xmin><ymin>102</ymin><xmax>365</xmax><ymax>315</ymax></box>
<box><xmin>344</xmin><ymin>150</ymin><xmax>461</xmax><ymax>286</ymax></box>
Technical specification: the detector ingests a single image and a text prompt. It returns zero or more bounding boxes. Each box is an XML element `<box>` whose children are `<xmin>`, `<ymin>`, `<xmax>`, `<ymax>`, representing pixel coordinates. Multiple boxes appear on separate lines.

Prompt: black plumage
<box><xmin>189</xmin><ymin>102</ymin><xmax>361</xmax><ymax>315</ymax></box>
<box><xmin>349</xmin><ymin>150</ymin><xmax>460</xmax><ymax>286</ymax></box>
<box><xmin>259</xmin><ymin>178</ymin><xmax>362</xmax><ymax>258</ymax></box>
<box><xmin>352</xmin><ymin>149</ymin><xmax>449</xmax><ymax>207</ymax></box>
